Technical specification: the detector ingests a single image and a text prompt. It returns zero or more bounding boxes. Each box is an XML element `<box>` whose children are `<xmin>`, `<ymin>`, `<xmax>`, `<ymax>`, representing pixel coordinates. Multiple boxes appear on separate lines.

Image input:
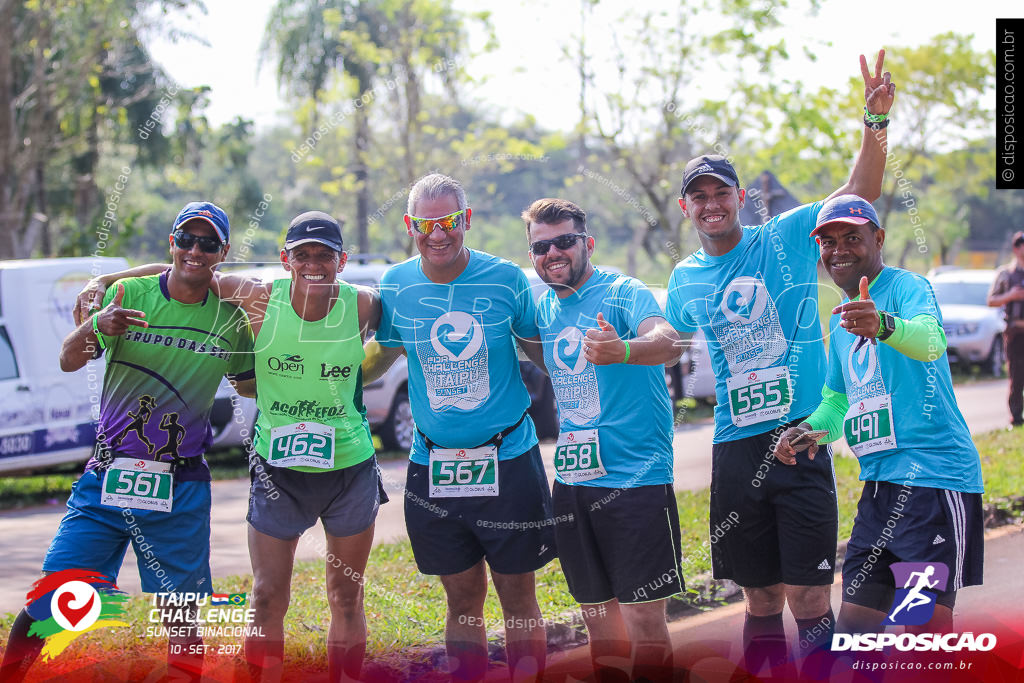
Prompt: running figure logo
<box><xmin>154</xmin><ymin>412</ymin><xmax>185</xmax><ymax>460</ymax></box>
<box><xmin>108</xmin><ymin>395</ymin><xmax>157</xmax><ymax>453</ymax></box>
<box><xmin>886</xmin><ymin>562</ymin><xmax>949</xmax><ymax>626</ymax></box>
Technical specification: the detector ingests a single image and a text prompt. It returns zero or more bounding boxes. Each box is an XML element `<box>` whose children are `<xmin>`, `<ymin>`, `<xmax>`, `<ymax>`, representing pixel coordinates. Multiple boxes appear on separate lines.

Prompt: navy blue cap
<box><xmin>284</xmin><ymin>211</ymin><xmax>344</xmax><ymax>252</ymax></box>
<box><xmin>173</xmin><ymin>201</ymin><xmax>230</xmax><ymax>242</ymax></box>
<box><xmin>812</xmin><ymin>195</ymin><xmax>881</xmax><ymax>236</ymax></box>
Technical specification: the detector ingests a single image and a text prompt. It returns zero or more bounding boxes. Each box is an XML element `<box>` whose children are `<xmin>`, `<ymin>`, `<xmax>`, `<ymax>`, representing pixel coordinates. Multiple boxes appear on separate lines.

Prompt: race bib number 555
<box><xmin>726</xmin><ymin>366</ymin><xmax>792</xmax><ymax>427</ymax></box>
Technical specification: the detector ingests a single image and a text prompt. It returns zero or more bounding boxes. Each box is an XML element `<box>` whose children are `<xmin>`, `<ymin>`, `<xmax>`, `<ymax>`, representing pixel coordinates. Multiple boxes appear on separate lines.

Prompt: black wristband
<box><xmin>864</xmin><ymin>115</ymin><xmax>890</xmax><ymax>130</ymax></box>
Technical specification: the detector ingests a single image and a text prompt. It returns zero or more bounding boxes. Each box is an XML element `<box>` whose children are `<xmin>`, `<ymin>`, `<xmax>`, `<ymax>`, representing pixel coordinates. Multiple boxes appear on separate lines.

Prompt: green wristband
<box><xmin>622</xmin><ymin>340</ymin><xmax>631</xmax><ymax>364</ymax></box>
<box><xmin>864</xmin><ymin>107</ymin><xmax>889</xmax><ymax>123</ymax></box>
<box><xmin>92</xmin><ymin>312</ymin><xmax>107</xmax><ymax>350</ymax></box>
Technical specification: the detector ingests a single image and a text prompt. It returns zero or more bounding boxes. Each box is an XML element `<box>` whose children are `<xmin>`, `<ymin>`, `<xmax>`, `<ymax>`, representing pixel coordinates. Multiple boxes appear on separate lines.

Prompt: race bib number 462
<box><xmin>428</xmin><ymin>446</ymin><xmax>498</xmax><ymax>497</ymax></box>
<box><xmin>269</xmin><ymin>422</ymin><xmax>335</xmax><ymax>469</ymax></box>
<box><xmin>101</xmin><ymin>458</ymin><xmax>173</xmax><ymax>512</ymax></box>
<box><xmin>726</xmin><ymin>366</ymin><xmax>792</xmax><ymax>427</ymax></box>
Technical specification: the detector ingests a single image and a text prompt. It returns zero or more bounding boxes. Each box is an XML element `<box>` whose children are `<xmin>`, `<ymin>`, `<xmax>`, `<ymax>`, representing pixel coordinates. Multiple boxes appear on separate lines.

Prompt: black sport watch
<box><xmin>877</xmin><ymin>311</ymin><xmax>897</xmax><ymax>341</ymax></box>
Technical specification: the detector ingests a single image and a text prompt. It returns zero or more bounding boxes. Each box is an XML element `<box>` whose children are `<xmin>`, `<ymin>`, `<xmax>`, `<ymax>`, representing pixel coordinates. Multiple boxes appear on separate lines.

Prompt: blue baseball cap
<box><xmin>172</xmin><ymin>201</ymin><xmax>230</xmax><ymax>242</ymax></box>
<box><xmin>812</xmin><ymin>194</ymin><xmax>881</xmax><ymax>236</ymax></box>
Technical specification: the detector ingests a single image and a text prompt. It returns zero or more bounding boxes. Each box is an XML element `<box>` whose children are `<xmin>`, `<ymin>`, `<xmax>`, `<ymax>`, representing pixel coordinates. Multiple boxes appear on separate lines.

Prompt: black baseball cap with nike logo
<box><xmin>284</xmin><ymin>211</ymin><xmax>344</xmax><ymax>252</ymax></box>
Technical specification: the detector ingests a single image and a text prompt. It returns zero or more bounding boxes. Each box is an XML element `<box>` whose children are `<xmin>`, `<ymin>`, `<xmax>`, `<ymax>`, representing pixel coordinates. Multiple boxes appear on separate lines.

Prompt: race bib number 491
<box><xmin>101</xmin><ymin>458</ymin><xmax>173</xmax><ymax>512</ymax></box>
<box><xmin>428</xmin><ymin>446</ymin><xmax>499</xmax><ymax>497</ymax></box>
<box><xmin>844</xmin><ymin>394</ymin><xmax>897</xmax><ymax>457</ymax></box>
<box><xmin>726</xmin><ymin>366</ymin><xmax>792</xmax><ymax>427</ymax></box>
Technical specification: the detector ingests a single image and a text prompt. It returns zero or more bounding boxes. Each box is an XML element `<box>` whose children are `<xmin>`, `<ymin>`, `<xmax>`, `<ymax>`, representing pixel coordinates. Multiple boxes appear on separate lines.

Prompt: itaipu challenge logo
<box><xmin>24</xmin><ymin>569</ymin><xmax>129</xmax><ymax>659</ymax></box>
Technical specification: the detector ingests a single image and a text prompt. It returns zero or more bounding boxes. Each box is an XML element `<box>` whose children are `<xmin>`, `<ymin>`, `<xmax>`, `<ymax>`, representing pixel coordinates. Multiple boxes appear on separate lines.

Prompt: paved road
<box><xmin>0</xmin><ymin>380</ymin><xmax>1012</xmax><ymax>614</ymax></box>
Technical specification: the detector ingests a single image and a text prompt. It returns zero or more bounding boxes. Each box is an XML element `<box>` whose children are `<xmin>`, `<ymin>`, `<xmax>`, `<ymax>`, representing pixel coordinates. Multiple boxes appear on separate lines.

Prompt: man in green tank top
<box><xmin>79</xmin><ymin>211</ymin><xmax>384</xmax><ymax>682</ymax></box>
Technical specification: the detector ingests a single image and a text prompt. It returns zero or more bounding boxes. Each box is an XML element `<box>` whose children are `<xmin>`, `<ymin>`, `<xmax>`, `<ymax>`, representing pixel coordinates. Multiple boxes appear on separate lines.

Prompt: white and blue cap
<box><xmin>811</xmin><ymin>194</ymin><xmax>881</xmax><ymax>236</ymax></box>
<box><xmin>284</xmin><ymin>211</ymin><xmax>344</xmax><ymax>251</ymax></box>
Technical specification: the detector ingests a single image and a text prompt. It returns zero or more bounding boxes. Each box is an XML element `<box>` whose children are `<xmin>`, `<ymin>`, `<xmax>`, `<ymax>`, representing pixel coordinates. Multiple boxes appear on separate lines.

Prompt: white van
<box><xmin>0</xmin><ymin>258</ymin><xmax>131</xmax><ymax>473</ymax></box>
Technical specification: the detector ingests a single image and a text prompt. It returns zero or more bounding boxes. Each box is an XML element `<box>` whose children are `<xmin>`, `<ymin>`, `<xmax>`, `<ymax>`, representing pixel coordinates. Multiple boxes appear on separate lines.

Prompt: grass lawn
<box><xmin>1</xmin><ymin>428</ymin><xmax>1021</xmax><ymax>675</ymax></box>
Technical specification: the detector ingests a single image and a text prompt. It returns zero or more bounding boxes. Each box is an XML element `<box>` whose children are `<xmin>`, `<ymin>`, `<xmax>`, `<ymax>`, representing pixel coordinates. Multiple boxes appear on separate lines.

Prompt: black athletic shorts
<box><xmin>552</xmin><ymin>481</ymin><xmax>683</xmax><ymax>604</ymax></box>
<box><xmin>842</xmin><ymin>481</ymin><xmax>984</xmax><ymax>613</ymax></box>
<box><xmin>710</xmin><ymin>417</ymin><xmax>838</xmax><ymax>587</ymax></box>
<box><xmin>404</xmin><ymin>445</ymin><xmax>556</xmax><ymax>576</ymax></box>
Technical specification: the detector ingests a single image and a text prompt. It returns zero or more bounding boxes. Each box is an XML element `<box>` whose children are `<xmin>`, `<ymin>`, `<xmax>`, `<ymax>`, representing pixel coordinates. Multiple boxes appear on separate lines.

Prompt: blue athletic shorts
<box><xmin>404</xmin><ymin>445</ymin><xmax>557</xmax><ymax>576</ymax></box>
<box><xmin>40</xmin><ymin>470</ymin><xmax>212</xmax><ymax>598</ymax></box>
<box><xmin>843</xmin><ymin>480</ymin><xmax>984</xmax><ymax>611</ymax></box>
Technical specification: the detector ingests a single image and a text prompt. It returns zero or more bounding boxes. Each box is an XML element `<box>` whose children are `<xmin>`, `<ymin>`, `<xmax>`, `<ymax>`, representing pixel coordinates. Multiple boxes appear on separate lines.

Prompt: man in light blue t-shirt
<box><xmin>523</xmin><ymin>198</ymin><xmax>682</xmax><ymax>681</ymax></box>
<box><xmin>363</xmin><ymin>173</ymin><xmax>554</xmax><ymax>682</ymax></box>
<box><xmin>665</xmin><ymin>51</ymin><xmax>895</xmax><ymax>677</ymax></box>
<box><xmin>775</xmin><ymin>194</ymin><xmax>983</xmax><ymax>636</ymax></box>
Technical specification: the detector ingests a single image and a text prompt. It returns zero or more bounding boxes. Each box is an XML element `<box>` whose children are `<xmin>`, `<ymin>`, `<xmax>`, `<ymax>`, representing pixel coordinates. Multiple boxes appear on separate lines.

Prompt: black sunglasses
<box><xmin>172</xmin><ymin>230</ymin><xmax>223</xmax><ymax>253</ymax></box>
<box><xmin>530</xmin><ymin>233</ymin><xmax>587</xmax><ymax>256</ymax></box>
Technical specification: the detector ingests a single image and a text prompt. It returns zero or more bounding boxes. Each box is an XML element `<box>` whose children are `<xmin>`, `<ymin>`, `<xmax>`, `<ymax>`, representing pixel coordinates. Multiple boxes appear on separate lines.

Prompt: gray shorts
<box><xmin>247</xmin><ymin>455</ymin><xmax>386</xmax><ymax>540</ymax></box>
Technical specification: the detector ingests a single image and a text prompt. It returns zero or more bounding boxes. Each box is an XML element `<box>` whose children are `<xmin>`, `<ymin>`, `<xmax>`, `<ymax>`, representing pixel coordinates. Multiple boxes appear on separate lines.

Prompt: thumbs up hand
<box><xmin>95</xmin><ymin>282</ymin><xmax>148</xmax><ymax>336</ymax></box>
<box><xmin>583</xmin><ymin>312</ymin><xmax>627</xmax><ymax>365</ymax></box>
<box><xmin>832</xmin><ymin>275</ymin><xmax>880</xmax><ymax>339</ymax></box>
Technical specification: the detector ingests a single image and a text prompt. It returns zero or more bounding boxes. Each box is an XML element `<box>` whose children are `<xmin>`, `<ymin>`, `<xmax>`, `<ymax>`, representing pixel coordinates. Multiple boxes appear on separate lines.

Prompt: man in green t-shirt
<box><xmin>0</xmin><ymin>202</ymin><xmax>255</xmax><ymax>683</ymax></box>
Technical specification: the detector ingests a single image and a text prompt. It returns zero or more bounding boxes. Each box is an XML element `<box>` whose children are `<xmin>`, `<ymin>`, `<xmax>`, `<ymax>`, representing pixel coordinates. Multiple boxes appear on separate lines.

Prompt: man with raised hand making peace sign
<box><xmin>774</xmin><ymin>195</ymin><xmax>983</xmax><ymax>637</ymax></box>
<box><xmin>523</xmin><ymin>198</ymin><xmax>682</xmax><ymax>682</ymax></box>
<box><xmin>665</xmin><ymin>51</ymin><xmax>894</xmax><ymax>678</ymax></box>
<box><xmin>0</xmin><ymin>202</ymin><xmax>255</xmax><ymax>683</ymax></box>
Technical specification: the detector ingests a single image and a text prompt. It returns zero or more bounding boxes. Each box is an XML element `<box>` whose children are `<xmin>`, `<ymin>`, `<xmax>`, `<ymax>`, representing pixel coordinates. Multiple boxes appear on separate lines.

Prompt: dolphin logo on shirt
<box><xmin>553</xmin><ymin>327</ymin><xmax>589</xmax><ymax>375</ymax></box>
<box><xmin>430</xmin><ymin>311</ymin><xmax>483</xmax><ymax>361</ymax></box>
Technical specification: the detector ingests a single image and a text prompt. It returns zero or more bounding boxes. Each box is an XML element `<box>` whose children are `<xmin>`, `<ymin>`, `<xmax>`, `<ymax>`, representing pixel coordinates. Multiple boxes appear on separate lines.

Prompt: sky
<box><xmin>143</xmin><ymin>0</ymin><xmax>1013</xmax><ymax>133</ymax></box>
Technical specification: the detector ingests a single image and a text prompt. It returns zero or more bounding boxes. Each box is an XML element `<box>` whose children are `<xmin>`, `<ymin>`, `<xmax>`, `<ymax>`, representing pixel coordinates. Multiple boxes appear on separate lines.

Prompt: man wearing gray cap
<box><xmin>664</xmin><ymin>52</ymin><xmax>895</xmax><ymax>677</ymax></box>
<box><xmin>987</xmin><ymin>230</ymin><xmax>1024</xmax><ymax>427</ymax></box>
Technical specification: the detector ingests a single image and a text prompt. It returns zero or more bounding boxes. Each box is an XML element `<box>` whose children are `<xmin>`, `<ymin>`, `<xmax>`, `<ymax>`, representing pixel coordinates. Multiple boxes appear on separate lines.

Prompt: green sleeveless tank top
<box><xmin>253</xmin><ymin>279</ymin><xmax>374</xmax><ymax>472</ymax></box>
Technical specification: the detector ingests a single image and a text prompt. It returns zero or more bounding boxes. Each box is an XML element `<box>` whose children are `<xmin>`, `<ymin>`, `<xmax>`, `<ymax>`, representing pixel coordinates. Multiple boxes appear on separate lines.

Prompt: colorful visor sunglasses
<box><xmin>408</xmin><ymin>209</ymin><xmax>466</xmax><ymax>235</ymax></box>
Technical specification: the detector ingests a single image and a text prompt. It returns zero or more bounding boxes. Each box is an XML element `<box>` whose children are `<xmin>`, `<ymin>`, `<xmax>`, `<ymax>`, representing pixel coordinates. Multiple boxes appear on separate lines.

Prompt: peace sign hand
<box><xmin>860</xmin><ymin>49</ymin><xmax>896</xmax><ymax>116</ymax></box>
<box><xmin>95</xmin><ymin>283</ymin><xmax>147</xmax><ymax>336</ymax></box>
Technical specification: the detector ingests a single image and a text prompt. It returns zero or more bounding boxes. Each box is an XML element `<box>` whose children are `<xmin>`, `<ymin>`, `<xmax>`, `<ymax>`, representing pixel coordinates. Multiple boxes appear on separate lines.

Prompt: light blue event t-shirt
<box><xmin>376</xmin><ymin>249</ymin><xmax>539</xmax><ymax>465</ymax></box>
<box><xmin>536</xmin><ymin>269</ymin><xmax>674</xmax><ymax>488</ymax></box>
<box><xmin>825</xmin><ymin>266</ymin><xmax>982</xmax><ymax>493</ymax></box>
<box><xmin>666</xmin><ymin>202</ymin><xmax>828</xmax><ymax>443</ymax></box>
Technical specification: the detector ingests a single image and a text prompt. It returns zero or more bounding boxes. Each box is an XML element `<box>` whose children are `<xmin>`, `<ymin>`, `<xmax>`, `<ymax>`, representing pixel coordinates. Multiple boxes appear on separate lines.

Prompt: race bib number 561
<box><xmin>101</xmin><ymin>458</ymin><xmax>173</xmax><ymax>512</ymax></box>
<box><xmin>726</xmin><ymin>366</ymin><xmax>792</xmax><ymax>427</ymax></box>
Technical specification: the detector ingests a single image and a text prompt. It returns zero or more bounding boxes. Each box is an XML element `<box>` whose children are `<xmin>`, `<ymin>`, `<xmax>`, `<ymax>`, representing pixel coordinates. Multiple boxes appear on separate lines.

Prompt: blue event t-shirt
<box><xmin>666</xmin><ymin>202</ymin><xmax>827</xmax><ymax>443</ymax></box>
<box><xmin>535</xmin><ymin>269</ymin><xmax>674</xmax><ymax>488</ymax></box>
<box><xmin>376</xmin><ymin>249</ymin><xmax>539</xmax><ymax>464</ymax></box>
<box><xmin>824</xmin><ymin>266</ymin><xmax>982</xmax><ymax>493</ymax></box>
